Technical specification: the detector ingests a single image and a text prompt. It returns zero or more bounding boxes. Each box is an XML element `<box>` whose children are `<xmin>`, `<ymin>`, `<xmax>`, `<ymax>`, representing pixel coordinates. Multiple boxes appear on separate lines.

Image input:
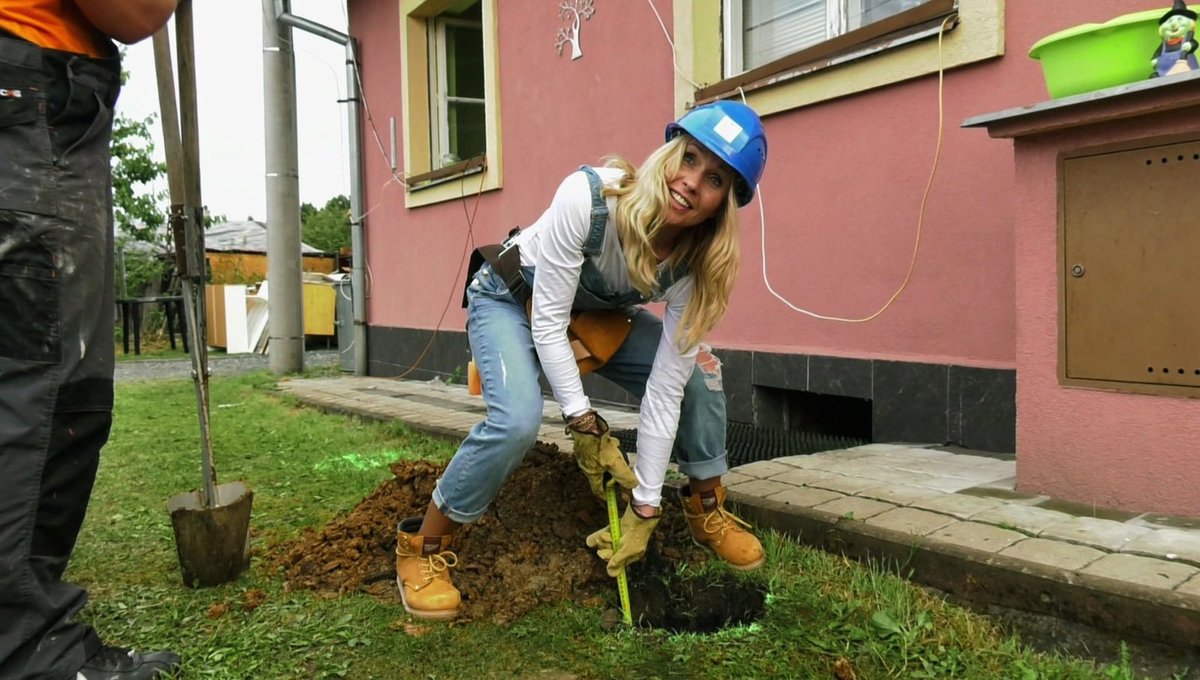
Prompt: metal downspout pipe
<box><xmin>273</xmin><ymin>2</ymin><xmax>368</xmax><ymax>376</ymax></box>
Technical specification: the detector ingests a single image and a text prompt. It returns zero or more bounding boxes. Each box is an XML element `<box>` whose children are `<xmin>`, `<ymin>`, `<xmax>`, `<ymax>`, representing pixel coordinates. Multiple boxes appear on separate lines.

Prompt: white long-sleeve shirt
<box><xmin>512</xmin><ymin>168</ymin><xmax>699</xmax><ymax>507</ymax></box>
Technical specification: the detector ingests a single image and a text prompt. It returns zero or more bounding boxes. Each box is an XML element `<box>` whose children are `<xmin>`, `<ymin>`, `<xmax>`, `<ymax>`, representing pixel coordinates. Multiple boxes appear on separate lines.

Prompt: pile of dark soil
<box><xmin>270</xmin><ymin>442</ymin><xmax>728</xmax><ymax>625</ymax></box>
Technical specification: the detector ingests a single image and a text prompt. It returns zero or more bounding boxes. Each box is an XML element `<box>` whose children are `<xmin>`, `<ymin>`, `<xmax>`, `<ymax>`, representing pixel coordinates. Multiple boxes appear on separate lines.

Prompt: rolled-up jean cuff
<box><xmin>676</xmin><ymin>454</ymin><xmax>729</xmax><ymax>483</ymax></box>
<box><xmin>431</xmin><ymin>486</ymin><xmax>487</xmax><ymax>525</ymax></box>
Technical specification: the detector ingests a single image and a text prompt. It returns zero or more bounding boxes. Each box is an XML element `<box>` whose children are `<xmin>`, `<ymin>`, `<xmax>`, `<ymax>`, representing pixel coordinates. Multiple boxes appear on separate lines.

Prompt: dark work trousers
<box><xmin>0</xmin><ymin>32</ymin><xmax>122</xmax><ymax>680</ymax></box>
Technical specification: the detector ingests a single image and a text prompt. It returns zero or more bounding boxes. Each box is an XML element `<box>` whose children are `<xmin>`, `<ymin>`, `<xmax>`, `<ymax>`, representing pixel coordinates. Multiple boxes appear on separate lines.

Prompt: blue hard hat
<box><xmin>665</xmin><ymin>100</ymin><xmax>767</xmax><ymax>207</ymax></box>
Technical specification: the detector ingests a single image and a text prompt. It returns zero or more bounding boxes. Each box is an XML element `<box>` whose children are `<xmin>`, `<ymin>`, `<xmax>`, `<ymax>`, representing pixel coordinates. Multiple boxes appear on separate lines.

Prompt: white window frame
<box><xmin>400</xmin><ymin>0</ymin><xmax>502</xmax><ymax>208</ymax></box>
<box><xmin>428</xmin><ymin>14</ymin><xmax>486</xmax><ymax>169</ymax></box>
<box><xmin>723</xmin><ymin>0</ymin><xmax>934</xmax><ymax>78</ymax></box>
<box><xmin>676</xmin><ymin>0</ymin><xmax>1004</xmax><ymax>119</ymax></box>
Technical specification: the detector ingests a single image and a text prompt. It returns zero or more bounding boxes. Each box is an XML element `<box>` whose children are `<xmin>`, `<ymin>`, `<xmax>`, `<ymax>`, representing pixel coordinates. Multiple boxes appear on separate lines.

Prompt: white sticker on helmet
<box><xmin>713</xmin><ymin>115</ymin><xmax>743</xmax><ymax>144</ymax></box>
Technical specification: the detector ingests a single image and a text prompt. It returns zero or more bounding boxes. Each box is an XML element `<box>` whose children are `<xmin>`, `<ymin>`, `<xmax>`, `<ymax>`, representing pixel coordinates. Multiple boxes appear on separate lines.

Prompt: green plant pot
<box><xmin>1029</xmin><ymin>9</ymin><xmax>1166</xmax><ymax>98</ymax></box>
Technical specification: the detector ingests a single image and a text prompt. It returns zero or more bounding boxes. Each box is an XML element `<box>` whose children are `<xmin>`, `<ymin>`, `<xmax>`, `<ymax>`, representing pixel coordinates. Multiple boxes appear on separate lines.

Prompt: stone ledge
<box><xmin>725</xmin><ymin>488</ymin><xmax>1200</xmax><ymax>651</ymax></box>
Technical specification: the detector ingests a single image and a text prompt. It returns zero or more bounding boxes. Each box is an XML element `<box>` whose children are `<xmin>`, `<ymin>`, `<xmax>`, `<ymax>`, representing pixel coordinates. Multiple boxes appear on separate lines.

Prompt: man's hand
<box><xmin>565</xmin><ymin>410</ymin><xmax>637</xmax><ymax>499</ymax></box>
<box><xmin>586</xmin><ymin>504</ymin><xmax>660</xmax><ymax>577</ymax></box>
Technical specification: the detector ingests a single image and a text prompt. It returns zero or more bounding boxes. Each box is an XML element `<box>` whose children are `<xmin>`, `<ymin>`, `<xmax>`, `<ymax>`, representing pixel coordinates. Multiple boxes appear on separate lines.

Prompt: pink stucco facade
<box><xmin>345</xmin><ymin>0</ymin><xmax>1170</xmax><ymax>365</ymax></box>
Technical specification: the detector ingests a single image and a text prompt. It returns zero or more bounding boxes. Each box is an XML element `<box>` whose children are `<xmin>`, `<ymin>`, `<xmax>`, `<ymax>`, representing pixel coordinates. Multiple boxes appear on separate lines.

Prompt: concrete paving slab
<box><xmin>1041</xmin><ymin>517</ymin><xmax>1154</xmax><ymax>552</ymax></box>
<box><xmin>968</xmin><ymin>475</ymin><xmax>1018</xmax><ymax>491</ymax></box>
<box><xmin>808</xmin><ymin>474</ymin><xmax>885</xmax><ymax>495</ymax></box>
<box><xmin>734</xmin><ymin>460</ymin><xmax>795</xmax><ymax>479</ymax></box>
<box><xmin>912</xmin><ymin>475</ymin><xmax>1008</xmax><ymax>493</ymax></box>
<box><xmin>850</xmin><ymin>443</ymin><xmax>912</xmax><ymax>453</ymax></box>
<box><xmin>1178</xmin><ymin>574</ymin><xmax>1200</xmax><ymax>597</ymax></box>
<box><xmin>910</xmin><ymin>493</ymin><xmax>1005</xmax><ymax>520</ymax></box>
<box><xmin>928</xmin><ymin>522</ymin><xmax>1026</xmax><ymax>553</ymax></box>
<box><xmin>999</xmin><ymin>537</ymin><xmax>1106</xmax><ymax>571</ymax></box>
<box><xmin>807</xmin><ymin>462</ymin><xmax>898</xmax><ymax>481</ymax></box>
<box><xmin>782</xmin><ymin>456</ymin><xmax>861</xmax><ymax>473</ymax></box>
<box><xmin>856</xmin><ymin>484</ymin><xmax>940</xmax><ymax>506</ymax></box>
<box><xmin>812</xmin><ymin>496</ymin><xmax>896</xmax><ymax>520</ymax></box>
<box><xmin>792</xmin><ymin>448</ymin><xmax>879</xmax><ymax>461</ymax></box>
<box><xmin>763</xmin><ymin>486</ymin><xmax>844</xmax><ymax>508</ymax></box>
<box><xmin>1123</xmin><ymin>529</ymin><xmax>1200</xmax><ymax>567</ymax></box>
<box><xmin>769</xmin><ymin>468</ymin><xmax>838</xmax><ymax>487</ymax></box>
<box><xmin>1081</xmin><ymin>554</ymin><xmax>1199</xmax><ymax>589</ymax></box>
<box><xmin>866</xmin><ymin>507</ymin><xmax>957</xmax><ymax>536</ymax></box>
<box><xmin>971</xmin><ymin>504</ymin><xmax>1076</xmax><ymax>535</ymax></box>
<box><xmin>721</xmin><ymin>471</ymin><xmax>756</xmax><ymax>487</ymax></box>
<box><xmin>1136</xmin><ymin>513</ymin><xmax>1200</xmax><ymax>532</ymax></box>
<box><xmin>868</xmin><ymin>470</ymin><xmax>957</xmax><ymax>490</ymax></box>
<box><xmin>1038</xmin><ymin>497</ymin><xmax>1143</xmax><ymax>523</ymax></box>
<box><xmin>728</xmin><ymin>478</ymin><xmax>796</xmax><ymax>499</ymax></box>
<box><xmin>883</xmin><ymin>448</ymin><xmax>958</xmax><ymax>461</ymax></box>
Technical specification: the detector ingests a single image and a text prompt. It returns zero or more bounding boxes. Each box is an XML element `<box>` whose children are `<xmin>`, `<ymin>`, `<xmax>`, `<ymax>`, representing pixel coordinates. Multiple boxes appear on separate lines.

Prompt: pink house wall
<box><xmin>1011</xmin><ymin>112</ymin><xmax>1200</xmax><ymax>517</ymax></box>
<box><xmin>349</xmin><ymin>0</ymin><xmax>674</xmax><ymax>336</ymax></box>
<box><xmin>348</xmin><ymin>1</ymin><xmax>1170</xmax><ymax>370</ymax></box>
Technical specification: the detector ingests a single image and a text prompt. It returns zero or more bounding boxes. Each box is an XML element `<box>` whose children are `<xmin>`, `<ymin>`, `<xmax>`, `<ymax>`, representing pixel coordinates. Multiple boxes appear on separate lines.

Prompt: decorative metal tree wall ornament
<box><xmin>555</xmin><ymin>0</ymin><xmax>595</xmax><ymax>60</ymax></box>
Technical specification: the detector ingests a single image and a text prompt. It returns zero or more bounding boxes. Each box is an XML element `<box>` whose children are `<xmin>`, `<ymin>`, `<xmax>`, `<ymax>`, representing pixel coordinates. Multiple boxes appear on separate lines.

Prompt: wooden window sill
<box><xmin>697</xmin><ymin>0</ymin><xmax>956</xmax><ymax>104</ymax></box>
<box><xmin>405</xmin><ymin>154</ymin><xmax>487</xmax><ymax>192</ymax></box>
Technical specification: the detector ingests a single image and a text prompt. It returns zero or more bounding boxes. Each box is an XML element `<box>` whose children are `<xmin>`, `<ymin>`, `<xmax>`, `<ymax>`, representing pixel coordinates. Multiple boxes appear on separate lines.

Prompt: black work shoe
<box><xmin>77</xmin><ymin>645</ymin><xmax>182</xmax><ymax>679</ymax></box>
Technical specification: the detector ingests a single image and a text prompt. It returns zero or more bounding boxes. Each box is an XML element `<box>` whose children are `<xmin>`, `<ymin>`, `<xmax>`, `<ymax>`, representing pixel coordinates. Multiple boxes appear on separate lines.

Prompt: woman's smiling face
<box><xmin>663</xmin><ymin>138</ymin><xmax>734</xmax><ymax>229</ymax></box>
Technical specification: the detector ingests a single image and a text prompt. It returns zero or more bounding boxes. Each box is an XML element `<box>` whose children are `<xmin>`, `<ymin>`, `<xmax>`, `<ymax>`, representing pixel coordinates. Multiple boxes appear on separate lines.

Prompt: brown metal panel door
<box><xmin>1061</xmin><ymin>139</ymin><xmax>1200</xmax><ymax>390</ymax></box>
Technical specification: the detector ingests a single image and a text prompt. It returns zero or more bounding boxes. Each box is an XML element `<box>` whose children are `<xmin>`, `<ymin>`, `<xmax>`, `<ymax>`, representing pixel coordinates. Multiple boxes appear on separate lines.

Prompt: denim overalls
<box><xmin>0</xmin><ymin>31</ymin><xmax>124</xmax><ymax>677</ymax></box>
<box><xmin>432</xmin><ymin>167</ymin><xmax>728</xmax><ymax>523</ymax></box>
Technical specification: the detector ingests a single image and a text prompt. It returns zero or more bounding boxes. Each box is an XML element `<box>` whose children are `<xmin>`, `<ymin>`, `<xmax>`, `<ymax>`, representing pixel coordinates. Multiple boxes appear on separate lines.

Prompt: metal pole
<box><xmin>274</xmin><ymin>7</ymin><xmax>368</xmax><ymax>376</ymax></box>
<box><xmin>263</xmin><ymin>0</ymin><xmax>305</xmax><ymax>374</ymax></box>
<box><xmin>345</xmin><ymin>39</ymin><xmax>368</xmax><ymax>376</ymax></box>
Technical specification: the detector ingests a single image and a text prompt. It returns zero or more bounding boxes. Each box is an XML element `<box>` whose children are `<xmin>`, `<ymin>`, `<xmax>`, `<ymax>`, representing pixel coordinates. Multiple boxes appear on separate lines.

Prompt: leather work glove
<box><xmin>586</xmin><ymin>504</ymin><xmax>661</xmax><ymax>577</ymax></box>
<box><xmin>565</xmin><ymin>410</ymin><xmax>637</xmax><ymax>500</ymax></box>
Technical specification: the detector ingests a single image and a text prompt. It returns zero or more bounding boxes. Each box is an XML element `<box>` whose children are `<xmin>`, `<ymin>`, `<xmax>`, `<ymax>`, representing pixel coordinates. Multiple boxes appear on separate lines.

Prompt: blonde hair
<box><xmin>602</xmin><ymin>135</ymin><xmax>740</xmax><ymax>351</ymax></box>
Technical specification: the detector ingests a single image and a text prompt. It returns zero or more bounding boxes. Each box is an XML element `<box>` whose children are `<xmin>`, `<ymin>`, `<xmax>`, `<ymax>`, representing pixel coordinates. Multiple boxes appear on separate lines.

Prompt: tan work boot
<box><xmin>395</xmin><ymin>517</ymin><xmax>461</xmax><ymax>620</ymax></box>
<box><xmin>679</xmin><ymin>485</ymin><xmax>765</xmax><ymax>571</ymax></box>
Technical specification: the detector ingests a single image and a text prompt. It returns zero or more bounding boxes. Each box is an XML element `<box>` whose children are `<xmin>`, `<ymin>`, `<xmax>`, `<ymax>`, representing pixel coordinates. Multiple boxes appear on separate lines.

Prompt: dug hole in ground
<box><xmin>269</xmin><ymin>442</ymin><xmax>767</xmax><ymax>631</ymax></box>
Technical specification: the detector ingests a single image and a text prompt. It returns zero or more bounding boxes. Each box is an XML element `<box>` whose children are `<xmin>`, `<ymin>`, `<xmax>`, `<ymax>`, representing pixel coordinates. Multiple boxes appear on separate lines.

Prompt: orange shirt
<box><xmin>0</xmin><ymin>0</ymin><xmax>107</xmax><ymax>57</ymax></box>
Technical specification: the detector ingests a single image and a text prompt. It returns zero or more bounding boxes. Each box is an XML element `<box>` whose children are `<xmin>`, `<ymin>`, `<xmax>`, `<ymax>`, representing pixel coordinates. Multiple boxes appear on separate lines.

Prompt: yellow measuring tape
<box><xmin>605</xmin><ymin>477</ymin><xmax>632</xmax><ymax>625</ymax></box>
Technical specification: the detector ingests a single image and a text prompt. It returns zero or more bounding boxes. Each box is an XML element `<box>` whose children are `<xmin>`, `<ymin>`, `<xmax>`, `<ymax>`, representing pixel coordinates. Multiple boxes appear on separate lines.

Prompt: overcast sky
<box><xmin>117</xmin><ymin>1</ymin><xmax>353</xmax><ymax>222</ymax></box>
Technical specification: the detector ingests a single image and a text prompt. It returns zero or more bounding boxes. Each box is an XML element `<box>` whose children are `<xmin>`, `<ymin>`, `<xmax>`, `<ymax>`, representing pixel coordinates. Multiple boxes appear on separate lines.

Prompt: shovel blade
<box><xmin>167</xmin><ymin>481</ymin><xmax>253</xmax><ymax>588</ymax></box>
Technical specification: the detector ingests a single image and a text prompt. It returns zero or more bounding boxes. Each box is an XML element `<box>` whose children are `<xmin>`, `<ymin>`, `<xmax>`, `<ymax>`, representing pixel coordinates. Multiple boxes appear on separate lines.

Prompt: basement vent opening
<box><xmin>612</xmin><ymin>388</ymin><xmax>872</xmax><ymax>467</ymax></box>
<box><xmin>612</xmin><ymin>423</ymin><xmax>869</xmax><ymax>468</ymax></box>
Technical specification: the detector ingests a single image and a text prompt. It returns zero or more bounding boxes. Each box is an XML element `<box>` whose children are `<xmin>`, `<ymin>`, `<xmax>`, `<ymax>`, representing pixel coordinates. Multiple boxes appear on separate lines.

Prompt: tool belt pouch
<box><xmin>463</xmin><ymin>228</ymin><xmax>528</xmax><ymax>308</ymax></box>
<box><xmin>519</xmin><ymin>299</ymin><xmax>632</xmax><ymax>375</ymax></box>
<box><xmin>566</xmin><ymin>309</ymin><xmax>633</xmax><ymax>375</ymax></box>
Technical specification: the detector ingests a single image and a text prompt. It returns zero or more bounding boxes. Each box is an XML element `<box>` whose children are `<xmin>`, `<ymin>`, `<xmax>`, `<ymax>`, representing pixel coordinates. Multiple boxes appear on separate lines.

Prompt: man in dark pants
<box><xmin>0</xmin><ymin>1</ymin><xmax>180</xmax><ymax>678</ymax></box>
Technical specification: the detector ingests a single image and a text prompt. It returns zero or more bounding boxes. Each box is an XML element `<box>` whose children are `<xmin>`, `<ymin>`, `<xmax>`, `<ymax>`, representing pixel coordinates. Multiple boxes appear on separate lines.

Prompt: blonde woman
<box><xmin>395</xmin><ymin>101</ymin><xmax>769</xmax><ymax>620</ymax></box>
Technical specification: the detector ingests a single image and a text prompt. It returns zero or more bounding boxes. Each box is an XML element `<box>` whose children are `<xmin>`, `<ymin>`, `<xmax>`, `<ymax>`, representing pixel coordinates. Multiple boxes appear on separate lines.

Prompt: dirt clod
<box><xmin>271</xmin><ymin>441</ymin><xmax>758</xmax><ymax>627</ymax></box>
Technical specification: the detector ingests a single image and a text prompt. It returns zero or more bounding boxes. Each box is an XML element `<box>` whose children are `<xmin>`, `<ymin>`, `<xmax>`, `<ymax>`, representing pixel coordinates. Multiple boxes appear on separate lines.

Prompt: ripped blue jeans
<box><xmin>432</xmin><ymin>262</ymin><xmax>728</xmax><ymax>523</ymax></box>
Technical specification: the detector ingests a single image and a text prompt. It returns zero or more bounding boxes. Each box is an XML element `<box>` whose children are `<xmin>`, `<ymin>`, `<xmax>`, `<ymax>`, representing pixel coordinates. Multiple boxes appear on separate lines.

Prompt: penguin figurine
<box><xmin>1151</xmin><ymin>0</ymin><xmax>1199</xmax><ymax>78</ymax></box>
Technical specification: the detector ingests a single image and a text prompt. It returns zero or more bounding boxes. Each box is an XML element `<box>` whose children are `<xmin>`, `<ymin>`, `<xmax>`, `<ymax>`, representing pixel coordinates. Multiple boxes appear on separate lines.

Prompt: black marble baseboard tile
<box><xmin>809</xmin><ymin>355</ymin><xmax>872</xmax><ymax>399</ymax></box>
<box><xmin>872</xmin><ymin>360</ymin><xmax>948</xmax><ymax>445</ymax></box>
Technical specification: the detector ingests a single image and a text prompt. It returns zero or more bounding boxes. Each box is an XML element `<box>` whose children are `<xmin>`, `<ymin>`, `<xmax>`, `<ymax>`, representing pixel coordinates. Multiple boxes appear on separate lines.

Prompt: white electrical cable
<box><xmin>643</xmin><ymin>0</ymin><xmax>703</xmax><ymax>90</ymax></box>
<box><xmin>750</xmin><ymin>18</ymin><xmax>950</xmax><ymax>322</ymax></box>
<box><xmin>644</xmin><ymin>0</ymin><xmax>950</xmax><ymax>322</ymax></box>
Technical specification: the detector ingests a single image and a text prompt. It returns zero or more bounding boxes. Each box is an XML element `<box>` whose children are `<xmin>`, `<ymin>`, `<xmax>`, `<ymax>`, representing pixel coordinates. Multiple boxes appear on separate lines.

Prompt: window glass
<box><xmin>444</xmin><ymin>22</ymin><xmax>485</xmax><ymax>161</ymax></box>
<box><xmin>430</xmin><ymin>3</ymin><xmax>485</xmax><ymax>167</ymax></box>
<box><xmin>732</xmin><ymin>0</ymin><xmax>933</xmax><ymax>75</ymax></box>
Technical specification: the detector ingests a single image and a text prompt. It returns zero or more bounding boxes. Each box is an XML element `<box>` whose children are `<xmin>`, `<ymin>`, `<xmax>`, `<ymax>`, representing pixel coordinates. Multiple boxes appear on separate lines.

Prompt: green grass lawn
<box><xmin>69</xmin><ymin>372</ymin><xmax>1158</xmax><ymax>679</ymax></box>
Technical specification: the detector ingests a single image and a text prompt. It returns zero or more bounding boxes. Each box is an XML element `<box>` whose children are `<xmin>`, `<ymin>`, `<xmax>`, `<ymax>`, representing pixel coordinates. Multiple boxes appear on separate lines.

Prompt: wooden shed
<box><xmin>205</xmin><ymin>220</ymin><xmax>336</xmax><ymax>284</ymax></box>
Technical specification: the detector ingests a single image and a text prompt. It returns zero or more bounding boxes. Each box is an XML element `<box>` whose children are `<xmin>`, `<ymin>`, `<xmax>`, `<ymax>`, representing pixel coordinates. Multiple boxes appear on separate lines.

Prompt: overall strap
<box><xmin>577</xmin><ymin>165</ymin><xmax>609</xmax><ymax>256</ymax></box>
